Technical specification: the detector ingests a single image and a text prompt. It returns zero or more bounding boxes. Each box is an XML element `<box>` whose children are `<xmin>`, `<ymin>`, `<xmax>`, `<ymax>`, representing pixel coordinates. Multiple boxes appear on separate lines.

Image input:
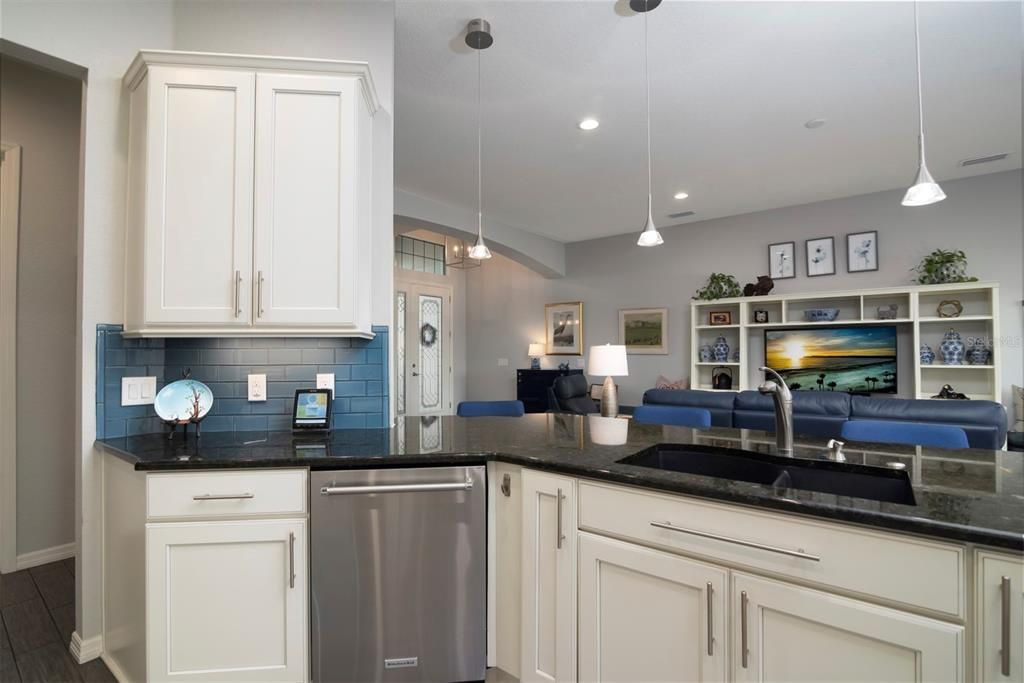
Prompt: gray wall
<box><xmin>1</xmin><ymin>56</ymin><xmax>82</xmax><ymax>556</ymax></box>
<box><xmin>465</xmin><ymin>170</ymin><xmax>1024</xmax><ymax>408</ymax></box>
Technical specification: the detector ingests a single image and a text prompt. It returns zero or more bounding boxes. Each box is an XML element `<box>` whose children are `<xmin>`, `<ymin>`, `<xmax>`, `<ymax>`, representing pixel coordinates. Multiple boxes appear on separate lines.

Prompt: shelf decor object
<box><xmin>588</xmin><ymin>344</ymin><xmax>629</xmax><ymax>418</ymax></box>
<box><xmin>709</xmin><ymin>311</ymin><xmax>733</xmax><ymax>326</ymax></box>
<box><xmin>902</xmin><ymin>1</ymin><xmax>946</xmax><ymax>207</ymax></box>
<box><xmin>699</xmin><ymin>344</ymin><xmax>714</xmax><ymax>362</ymax></box>
<box><xmin>804</xmin><ymin>308</ymin><xmax>840</xmax><ymax>322</ymax></box>
<box><xmin>940</xmin><ymin>329</ymin><xmax>966</xmax><ymax>365</ymax></box>
<box><xmin>937</xmin><ymin>299</ymin><xmax>963</xmax><ymax>318</ymax></box>
<box><xmin>712</xmin><ymin>336</ymin><xmax>731</xmax><ymax>362</ymax></box>
<box><xmin>689</xmin><ymin>281</ymin><xmax>1000</xmax><ymax>400</ymax></box>
<box><xmin>694</xmin><ymin>273</ymin><xmax>742</xmax><ymax>301</ymax></box>
<box><xmin>913</xmin><ymin>250</ymin><xmax>977</xmax><ymax>285</ymax></box>
<box><xmin>154</xmin><ymin>376</ymin><xmax>213</xmax><ymax>440</ymax></box>
<box><xmin>466</xmin><ymin>18</ymin><xmax>494</xmax><ymax>260</ymax></box>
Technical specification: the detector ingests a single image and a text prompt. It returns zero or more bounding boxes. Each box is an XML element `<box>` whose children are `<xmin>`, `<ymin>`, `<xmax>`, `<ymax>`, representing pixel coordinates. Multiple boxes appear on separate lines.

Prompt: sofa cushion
<box><xmin>642</xmin><ymin>389</ymin><xmax>735</xmax><ymax>427</ymax></box>
<box><xmin>850</xmin><ymin>396</ymin><xmax>1007</xmax><ymax>449</ymax></box>
<box><xmin>735</xmin><ymin>390</ymin><xmax>851</xmax><ymax>416</ymax></box>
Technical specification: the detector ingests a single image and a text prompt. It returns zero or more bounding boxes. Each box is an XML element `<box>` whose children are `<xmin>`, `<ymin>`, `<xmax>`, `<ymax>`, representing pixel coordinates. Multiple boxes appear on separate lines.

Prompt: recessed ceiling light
<box><xmin>578</xmin><ymin>118</ymin><xmax>600</xmax><ymax>131</ymax></box>
<box><xmin>673</xmin><ymin>191</ymin><xmax>689</xmax><ymax>200</ymax></box>
<box><xmin>804</xmin><ymin>118</ymin><xmax>827</xmax><ymax>129</ymax></box>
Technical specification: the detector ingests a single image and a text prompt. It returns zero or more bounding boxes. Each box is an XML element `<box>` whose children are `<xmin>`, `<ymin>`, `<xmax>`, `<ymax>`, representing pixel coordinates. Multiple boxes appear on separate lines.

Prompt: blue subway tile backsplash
<box><xmin>95</xmin><ymin>325</ymin><xmax>389</xmax><ymax>438</ymax></box>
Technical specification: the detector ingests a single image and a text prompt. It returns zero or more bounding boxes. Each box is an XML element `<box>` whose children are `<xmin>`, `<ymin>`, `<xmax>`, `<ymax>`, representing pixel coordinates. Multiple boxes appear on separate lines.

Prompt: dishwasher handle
<box><xmin>320</xmin><ymin>476</ymin><xmax>474</xmax><ymax>496</ymax></box>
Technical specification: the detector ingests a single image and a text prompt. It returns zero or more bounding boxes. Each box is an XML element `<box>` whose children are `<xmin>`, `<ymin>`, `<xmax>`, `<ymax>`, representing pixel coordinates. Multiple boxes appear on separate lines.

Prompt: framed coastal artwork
<box><xmin>768</xmin><ymin>241</ymin><xmax>796</xmax><ymax>279</ymax></box>
<box><xmin>619</xmin><ymin>308</ymin><xmax>668</xmax><ymax>355</ymax></box>
<box><xmin>806</xmin><ymin>236</ymin><xmax>836</xmax><ymax>277</ymax></box>
<box><xmin>545</xmin><ymin>301</ymin><xmax>584</xmax><ymax>355</ymax></box>
<box><xmin>846</xmin><ymin>230</ymin><xmax>879</xmax><ymax>273</ymax></box>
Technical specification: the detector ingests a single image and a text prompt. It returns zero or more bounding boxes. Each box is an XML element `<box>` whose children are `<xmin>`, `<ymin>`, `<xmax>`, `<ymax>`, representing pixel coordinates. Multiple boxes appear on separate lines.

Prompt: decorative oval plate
<box><xmin>154</xmin><ymin>379</ymin><xmax>214</xmax><ymax>423</ymax></box>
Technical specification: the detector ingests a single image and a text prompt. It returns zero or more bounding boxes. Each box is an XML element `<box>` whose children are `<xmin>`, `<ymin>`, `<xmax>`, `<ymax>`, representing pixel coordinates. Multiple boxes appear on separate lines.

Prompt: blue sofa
<box><xmin>641</xmin><ymin>389</ymin><xmax>1008</xmax><ymax>449</ymax></box>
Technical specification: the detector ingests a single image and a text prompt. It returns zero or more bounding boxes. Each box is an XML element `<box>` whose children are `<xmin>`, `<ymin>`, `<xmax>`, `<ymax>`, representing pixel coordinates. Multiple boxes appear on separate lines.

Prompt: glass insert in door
<box><xmin>418</xmin><ymin>294</ymin><xmax>443</xmax><ymax>412</ymax></box>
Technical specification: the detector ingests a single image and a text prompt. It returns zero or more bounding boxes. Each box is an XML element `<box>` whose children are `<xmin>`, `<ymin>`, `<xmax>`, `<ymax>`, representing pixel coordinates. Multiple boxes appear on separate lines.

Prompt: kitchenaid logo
<box><xmin>384</xmin><ymin>657</ymin><xmax>418</xmax><ymax>669</ymax></box>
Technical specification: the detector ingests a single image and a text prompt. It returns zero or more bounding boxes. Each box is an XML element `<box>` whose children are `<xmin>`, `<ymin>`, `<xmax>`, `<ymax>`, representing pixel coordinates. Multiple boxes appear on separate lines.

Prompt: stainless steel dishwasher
<box><xmin>310</xmin><ymin>465</ymin><xmax>486</xmax><ymax>683</ymax></box>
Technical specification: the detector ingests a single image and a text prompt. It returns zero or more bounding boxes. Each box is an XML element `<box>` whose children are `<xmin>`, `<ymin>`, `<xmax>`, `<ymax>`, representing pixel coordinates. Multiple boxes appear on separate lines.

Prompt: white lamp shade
<box><xmin>528</xmin><ymin>343</ymin><xmax>546</xmax><ymax>357</ymax></box>
<box><xmin>588</xmin><ymin>415</ymin><xmax>628</xmax><ymax>445</ymax></box>
<box><xmin>902</xmin><ymin>163</ymin><xmax>946</xmax><ymax>206</ymax></box>
<box><xmin>588</xmin><ymin>344</ymin><xmax>628</xmax><ymax>377</ymax></box>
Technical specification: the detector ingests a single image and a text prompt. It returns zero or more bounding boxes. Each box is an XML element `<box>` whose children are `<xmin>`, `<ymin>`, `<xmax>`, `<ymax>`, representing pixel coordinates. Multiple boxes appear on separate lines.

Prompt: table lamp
<box><xmin>588</xmin><ymin>344</ymin><xmax>628</xmax><ymax>418</ymax></box>
<box><xmin>528</xmin><ymin>343</ymin><xmax>545</xmax><ymax>370</ymax></box>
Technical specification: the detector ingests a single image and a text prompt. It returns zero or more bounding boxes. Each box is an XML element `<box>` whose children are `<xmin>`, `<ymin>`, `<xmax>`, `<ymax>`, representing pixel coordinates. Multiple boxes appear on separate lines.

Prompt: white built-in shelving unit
<box><xmin>690</xmin><ymin>282</ymin><xmax>1000</xmax><ymax>401</ymax></box>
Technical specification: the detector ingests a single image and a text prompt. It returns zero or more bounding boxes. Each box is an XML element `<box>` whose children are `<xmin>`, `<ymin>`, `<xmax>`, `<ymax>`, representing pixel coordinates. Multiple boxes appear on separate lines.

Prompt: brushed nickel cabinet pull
<box><xmin>288</xmin><ymin>532</ymin><xmax>296</xmax><ymax>589</ymax></box>
<box><xmin>234</xmin><ymin>270</ymin><xmax>242</xmax><ymax>317</ymax></box>
<box><xmin>1001</xmin><ymin>575</ymin><xmax>1011</xmax><ymax>676</ymax></box>
<box><xmin>650</xmin><ymin>520</ymin><xmax>820</xmax><ymax>562</ymax></box>
<box><xmin>706</xmin><ymin>582</ymin><xmax>714</xmax><ymax>656</ymax></box>
<box><xmin>740</xmin><ymin>590</ymin><xmax>749</xmax><ymax>669</ymax></box>
<box><xmin>192</xmin><ymin>492</ymin><xmax>254</xmax><ymax>501</ymax></box>
<box><xmin>500</xmin><ymin>473</ymin><xmax>511</xmax><ymax>497</ymax></box>
<box><xmin>257</xmin><ymin>271</ymin><xmax>265</xmax><ymax>317</ymax></box>
<box><xmin>556</xmin><ymin>488</ymin><xmax>565</xmax><ymax>550</ymax></box>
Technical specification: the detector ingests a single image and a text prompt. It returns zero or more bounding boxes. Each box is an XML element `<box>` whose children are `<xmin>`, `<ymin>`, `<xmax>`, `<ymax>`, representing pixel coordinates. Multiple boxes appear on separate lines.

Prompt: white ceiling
<box><xmin>395</xmin><ymin>1</ymin><xmax>1022</xmax><ymax>244</ymax></box>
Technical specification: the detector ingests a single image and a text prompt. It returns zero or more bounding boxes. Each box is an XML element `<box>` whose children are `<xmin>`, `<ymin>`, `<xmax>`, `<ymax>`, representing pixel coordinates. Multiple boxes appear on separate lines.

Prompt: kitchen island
<box><xmin>96</xmin><ymin>414</ymin><xmax>1023</xmax><ymax>683</ymax></box>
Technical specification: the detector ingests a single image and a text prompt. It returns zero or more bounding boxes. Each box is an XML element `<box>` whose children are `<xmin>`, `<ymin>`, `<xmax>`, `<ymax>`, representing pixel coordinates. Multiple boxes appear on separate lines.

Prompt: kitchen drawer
<box><xmin>578</xmin><ymin>481</ymin><xmax>965</xmax><ymax>618</ymax></box>
<box><xmin>147</xmin><ymin>469</ymin><xmax>307</xmax><ymax>520</ymax></box>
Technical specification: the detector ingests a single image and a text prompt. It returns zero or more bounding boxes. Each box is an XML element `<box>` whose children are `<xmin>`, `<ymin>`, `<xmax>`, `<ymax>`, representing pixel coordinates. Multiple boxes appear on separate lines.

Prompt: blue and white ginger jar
<box><xmin>940</xmin><ymin>329</ymin><xmax>965</xmax><ymax>365</ymax></box>
<box><xmin>712</xmin><ymin>336</ymin><xmax>730</xmax><ymax>363</ymax></box>
<box><xmin>919</xmin><ymin>344</ymin><xmax>935</xmax><ymax>365</ymax></box>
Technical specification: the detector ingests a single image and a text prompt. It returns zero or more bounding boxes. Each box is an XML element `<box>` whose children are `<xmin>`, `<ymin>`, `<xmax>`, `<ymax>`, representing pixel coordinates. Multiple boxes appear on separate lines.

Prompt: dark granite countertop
<box><xmin>96</xmin><ymin>414</ymin><xmax>1024</xmax><ymax>551</ymax></box>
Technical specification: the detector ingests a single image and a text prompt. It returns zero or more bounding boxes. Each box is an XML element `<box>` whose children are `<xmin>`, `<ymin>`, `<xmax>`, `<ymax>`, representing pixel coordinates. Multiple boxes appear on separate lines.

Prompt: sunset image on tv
<box><xmin>765</xmin><ymin>327</ymin><xmax>897</xmax><ymax>393</ymax></box>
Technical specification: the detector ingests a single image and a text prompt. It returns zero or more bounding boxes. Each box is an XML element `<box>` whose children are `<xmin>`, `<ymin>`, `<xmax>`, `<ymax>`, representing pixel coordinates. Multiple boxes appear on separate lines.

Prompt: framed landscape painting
<box><xmin>545</xmin><ymin>301</ymin><xmax>584</xmax><ymax>355</ymax></box>
<box><xmin>619</xmin><ymin>308</ymin><xmax>668</xmax><ymax>354</ymax></box>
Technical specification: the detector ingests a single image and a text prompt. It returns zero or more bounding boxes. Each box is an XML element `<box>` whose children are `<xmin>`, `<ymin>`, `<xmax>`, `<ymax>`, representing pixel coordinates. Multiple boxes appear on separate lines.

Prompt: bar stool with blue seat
<box><xmin>632</xmin><ymin>404</ymin><xmax>712</xmax><ymax>429</ymax></box>
<box><xmin>456</xmin><ymin>400</ymin><xmax>526</xmax><ymax>418</ymax></box>
<box><xmin>840</xmin><ymin>420</ymin><xmax>970</xmax><ymax>449</ymax></box>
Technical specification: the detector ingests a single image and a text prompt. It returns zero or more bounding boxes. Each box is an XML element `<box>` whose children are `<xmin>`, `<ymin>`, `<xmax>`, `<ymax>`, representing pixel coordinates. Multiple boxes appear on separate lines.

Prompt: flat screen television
<box><xmin>764</xmin><ymin>326</ymin><xmax>898</xmax><ymax>394</ymax></box>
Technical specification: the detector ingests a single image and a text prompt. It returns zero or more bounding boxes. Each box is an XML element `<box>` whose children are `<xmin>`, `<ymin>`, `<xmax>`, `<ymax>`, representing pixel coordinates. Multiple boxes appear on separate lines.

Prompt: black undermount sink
<box><xmin>618</xmin><ymin>444</ymin><xmax>916</xmax><ymax>506</ymax></box>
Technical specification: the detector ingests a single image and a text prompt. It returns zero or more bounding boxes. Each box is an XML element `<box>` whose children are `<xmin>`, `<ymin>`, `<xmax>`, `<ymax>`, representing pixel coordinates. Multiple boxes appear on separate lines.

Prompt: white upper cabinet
<box><xmin>123</xmin><ymin>51</ymin><xmax>377</xmax><ymax>337</ymax></box>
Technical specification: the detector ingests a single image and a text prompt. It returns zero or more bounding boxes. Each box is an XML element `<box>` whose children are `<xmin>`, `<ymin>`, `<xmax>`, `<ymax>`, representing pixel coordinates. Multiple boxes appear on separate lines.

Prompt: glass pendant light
<box><xmin>902</xmin><ymin>1</ymin><xmax>946</xmax><ymax>207</ymax></box>
<box><xmin>466</xmin><ymin>19</ymin><xmax>493</xmax><ymax>259</ymax></box>
<box><xmin>635</xmin><ymin>0</ymin><xmax>663</xmax><ymax>247</ymax></box>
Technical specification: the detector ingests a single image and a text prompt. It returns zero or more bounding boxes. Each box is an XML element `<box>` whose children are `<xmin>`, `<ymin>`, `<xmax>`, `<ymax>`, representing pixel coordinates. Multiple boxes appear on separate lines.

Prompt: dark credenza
<box><xmin>516</xmin><ymin>368</ymin><xmax>584</xmax><ymax>414</ymax></box>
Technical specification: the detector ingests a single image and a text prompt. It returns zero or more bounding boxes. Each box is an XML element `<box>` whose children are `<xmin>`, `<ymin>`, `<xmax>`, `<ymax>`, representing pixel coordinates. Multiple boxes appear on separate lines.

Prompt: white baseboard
<box><xmin>70</xmin><ymin>630</ymin><xmax>103</xmax><ymax>663</ymax></box>
<box><xmin>16</xmin><ymin>541</ymin><xmax>75</xmax><ymax>571</ymax></box>
<box><xmin>101</xmin><ymin>652</ymin><xmax>130</xmax><ymax>683</ymax></box>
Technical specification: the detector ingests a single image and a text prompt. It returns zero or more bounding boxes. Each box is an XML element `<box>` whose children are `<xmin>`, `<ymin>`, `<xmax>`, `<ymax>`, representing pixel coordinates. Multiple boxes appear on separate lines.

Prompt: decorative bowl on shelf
<box><xmin>154</xmin><ymin>379</ymin><xmax>214</xmax><ymax>424</ymax></box>
<box><xmin>803</xmin><ymin>308</ymin><xmax>840</xmax><ymax>322</ymax></box>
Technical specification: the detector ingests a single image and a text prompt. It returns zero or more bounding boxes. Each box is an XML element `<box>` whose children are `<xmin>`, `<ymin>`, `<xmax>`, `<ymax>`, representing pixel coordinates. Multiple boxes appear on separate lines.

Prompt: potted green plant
<box><xmin>693</xmin><ymin>273</ymin><xmax>742</xmax><ymax>301</ymax></box>
<box><xmin>911</xmin><ymin>249</ymin><xmax>979</xmax><ymax>285</ymax></box>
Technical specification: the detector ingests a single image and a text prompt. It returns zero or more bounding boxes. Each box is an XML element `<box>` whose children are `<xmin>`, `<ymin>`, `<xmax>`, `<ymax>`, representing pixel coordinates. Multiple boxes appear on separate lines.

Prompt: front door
<box><xmin>395</xmin><ymin>283</ymin><xmax>452</xmax><ymax>416</ymax></box>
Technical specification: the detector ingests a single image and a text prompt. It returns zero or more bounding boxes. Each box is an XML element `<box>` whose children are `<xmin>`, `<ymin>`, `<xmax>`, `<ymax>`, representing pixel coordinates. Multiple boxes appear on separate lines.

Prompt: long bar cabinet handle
<box><xmin>192</xmin><ymin>493</ymin><xmax>254</xmax><ymax>501</ymax></box>
<box><xmin>706</xmin><ymin>582</ymin><xmax>714</xmax><ymax>656</ymax></box>
<box><xmin>556</xmin><ymin>488</ymin><xmax>565</xmax><ymax>550</ymax></box>
<box><xmin>741</xmin><ymin>590</ymin><xmax>749</xmax><ymax>669</ymax></box>
<box><xmin>650</xmin><ymin>520</ymin><xmax>820</xmax><ymax>562</ymax></box>
<box><xmin>1001</xmin><ymin>575</ymin><xmax>1011</xmax><ymax>676</ymax></box>
<box><xmin>288</xmin><ymin>532</ymin><xmax>296</xmax><ymax>589</ymax></box>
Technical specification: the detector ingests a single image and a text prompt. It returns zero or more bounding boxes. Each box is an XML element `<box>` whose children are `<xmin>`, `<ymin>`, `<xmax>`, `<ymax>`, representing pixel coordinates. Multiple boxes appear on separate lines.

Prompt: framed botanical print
<box><xmin>846</xmin><ymin>230</ymin><xmax>879</xmax><ymax>273</ymax></box>
<box><xmin>768</xmin><ymin>241</ymin><xmax>796</xmax><ymax>279</ymax></box>
<box><xmin>545</xmin><ymin>302</ymin><xmax>583</xmax><ymax>355</ymax></box>
<box><xmin>619</xmin><ymin>307</ymin><xmax>668</xmax><ymax>354</ymax></box>
<box><xmin>806</xmin><ymin>236</ymin><xmax>836</xmax><ymax>277</ymax></box>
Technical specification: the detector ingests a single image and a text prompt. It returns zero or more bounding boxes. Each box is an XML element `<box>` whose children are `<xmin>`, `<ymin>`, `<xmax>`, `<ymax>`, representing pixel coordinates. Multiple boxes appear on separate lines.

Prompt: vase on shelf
<box><xmin>940</xmin><ymin>329</ymin><xmax>965</xmax><ymax>365</ymax></box>
<box><xmin>731</xmin><ymin>349</ymin><xmax>740</xmax><ymax>363</ymax></box>
<box><xmin>967</xmin><ymin>339</ymin><xmax>991</xmax><ymax>365</ymax></box>
<box><xmin>699</xmin><ymin>344</ymin><xmax>714</xmax><ymax>362</ymax></box>
<box><xmin>712</xmin><ymin>336</ymin><xmax>730</xmax><ymax>363</ymax></box>
<box><xmin>919</xmin><ymin>344</ymin><xmax>935</xmax><ymax>365</ymax></box>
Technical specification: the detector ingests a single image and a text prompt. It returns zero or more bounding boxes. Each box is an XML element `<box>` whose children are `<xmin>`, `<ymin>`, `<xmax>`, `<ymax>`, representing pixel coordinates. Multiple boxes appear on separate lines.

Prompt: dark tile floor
<box><xmin>1</xmin><ymin>559</ymin><xmax>115</xmax><ymax>683</ymax></box>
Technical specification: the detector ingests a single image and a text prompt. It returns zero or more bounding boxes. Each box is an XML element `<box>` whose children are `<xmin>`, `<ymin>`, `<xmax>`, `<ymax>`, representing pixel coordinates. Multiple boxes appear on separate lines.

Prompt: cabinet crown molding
<box><xmin>123</xmin><ymin>49</ymin><xmax>381</xmax><ymax>113</ymax></box>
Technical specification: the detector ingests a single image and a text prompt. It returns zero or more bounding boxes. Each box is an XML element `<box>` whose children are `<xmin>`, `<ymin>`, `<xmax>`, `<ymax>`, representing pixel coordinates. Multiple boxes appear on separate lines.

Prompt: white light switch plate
<box><xmin>497</xmin><ymin>358</ymin><xmax>509</xmax><ymax>367</ymax></box>
<box><xmin>316</xmin><ymin>373</ymin><xmax>335</xmax><ymax>397</ymax></box>
<box><xmin>121</xmin><ymin>377</ymin><xmax>157</xmax><ymax>406</ymax></box>
<box><xmin>575</xmin><ymin>358</ymin><xmax>585</xmax><ymax>368</ymax></box>
<box><xmin>247</xmin><ymin>374</ymin><xmax>267</xmax><ymax>402</ymax></box>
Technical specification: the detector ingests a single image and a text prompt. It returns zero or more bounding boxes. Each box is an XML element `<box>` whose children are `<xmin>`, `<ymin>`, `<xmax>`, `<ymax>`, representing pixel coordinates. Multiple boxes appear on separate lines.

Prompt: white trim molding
<box><xmin>0</xmin><ymin>141</ymin><xmax>21</xmax><ymax>574</ymax></box>
<box><xmin>70</xmin><ymin>630</ymin><xmax>104</xmax><ymax>664</ymax></box>
<box><xmin>16</xmin><ymin>541</ymin><xmax>75</xmax><ymax>571</ymax></box>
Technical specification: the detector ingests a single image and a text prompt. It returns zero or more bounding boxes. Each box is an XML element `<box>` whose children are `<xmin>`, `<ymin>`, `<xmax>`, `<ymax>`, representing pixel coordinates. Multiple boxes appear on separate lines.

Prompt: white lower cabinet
<box><xmin>975</xmin><ymin>551</ymin><xmax>1024</xmax><ymax>682</ymax></box>
<box><xmin>521</xmin><ymin>469</ymin><xmax>576</xmax><ymax>683</ymax></box>
<box><xmin>578</xmin><ymin>532</ymin><xmax>727</xmax><ymax>683</ymax></box>
<box><xmin>732</xmin><ymin>572</ymin><xmax>963</xmax><ymax>683</ymax></box>
<box><xmin>146</xmin><ymin>519</ymin><xmax>308</xmax><ymax>683</ymax></box>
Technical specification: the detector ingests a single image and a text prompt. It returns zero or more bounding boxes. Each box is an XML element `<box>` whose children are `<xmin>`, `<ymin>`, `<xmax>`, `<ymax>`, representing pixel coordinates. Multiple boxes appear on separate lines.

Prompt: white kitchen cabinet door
<box><xmin>976</xmin><ymin>551</ymin><xmax>1024</xmax><ymax>682</ymax></box>
<box><xmin>578</xmin><ymin>532</ymin><xmax>727</xmax><ymax>683</ymax></box>
<box><xmin>492</xmin><ymin>463</ymin><xmax>523</xmax><ymax>677</ymax></box>
<box><xmin>146</xmin><ymin>519</ymin><xmax>307</xmax><ymax>683</ymax></box>
<box><xmin>521</xmin><ymin>469</ymin><xmax>576</xmax><ymax>683</ymax></box>
<box><xmin>733</xmin><ymin>572</ymin><xmax>963</xmax><ymax>683</ymax></box>
<box><xmin>141</xmin><ymin>67</ymin><xmax>254</xmax><ymax>326</ymax></box>
<box><xmin>253</xmin><ymin>72</ymin><xmax>368</xmax><ymax>329</ymax></box>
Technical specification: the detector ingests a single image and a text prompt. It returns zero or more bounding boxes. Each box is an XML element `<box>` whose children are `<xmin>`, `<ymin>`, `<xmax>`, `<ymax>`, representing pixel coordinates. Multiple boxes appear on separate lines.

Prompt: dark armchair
<box><xmin>547</xmin><ymin>374</ymin><xmax>599</xmax><ymax>415</ymax></box>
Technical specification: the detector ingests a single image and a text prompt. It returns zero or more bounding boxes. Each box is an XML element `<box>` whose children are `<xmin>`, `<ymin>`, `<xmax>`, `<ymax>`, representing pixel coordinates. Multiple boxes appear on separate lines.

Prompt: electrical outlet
<box><xmin>316</xmin><ymin>373</ymin><xmax>335</xmax><ymax>397</ymax></box>
<box><xmin>575</xmin><ymin>357</ymin><xmax>585</xmax><ymax>368</ymax></box>
<box><xmin>121</xmin><ymin>377</ymin><xmax>157</xmax><ymax>406</ymax></box>
<box><xmin>247</xmin><ymin>374</ymin><xmax>267</xmax><ymax>402</ymax></box>
<box><xmin>497</xmin><ymin>358</ymin><xmax>509</xmax><ymax>367</ymax></box>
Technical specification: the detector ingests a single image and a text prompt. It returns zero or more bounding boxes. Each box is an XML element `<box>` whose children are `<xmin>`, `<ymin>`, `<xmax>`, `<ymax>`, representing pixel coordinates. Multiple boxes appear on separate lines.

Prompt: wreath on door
<box><xmin>420</xmin><ymin>323</ymin><xmax>437</xmax><ymax>347</ymax></box>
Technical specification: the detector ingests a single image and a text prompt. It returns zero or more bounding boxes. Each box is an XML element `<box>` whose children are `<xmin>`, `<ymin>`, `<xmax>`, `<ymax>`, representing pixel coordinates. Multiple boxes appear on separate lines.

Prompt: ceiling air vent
<box><xmin>667</xmin><ymin>211</ymin><xmax>695</xmax><ymax>219</ymax></box>
<box><xmin>959</xmin><ymin>153</ymin><xmax>1010</xmax><ymax>167</ymax></box>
